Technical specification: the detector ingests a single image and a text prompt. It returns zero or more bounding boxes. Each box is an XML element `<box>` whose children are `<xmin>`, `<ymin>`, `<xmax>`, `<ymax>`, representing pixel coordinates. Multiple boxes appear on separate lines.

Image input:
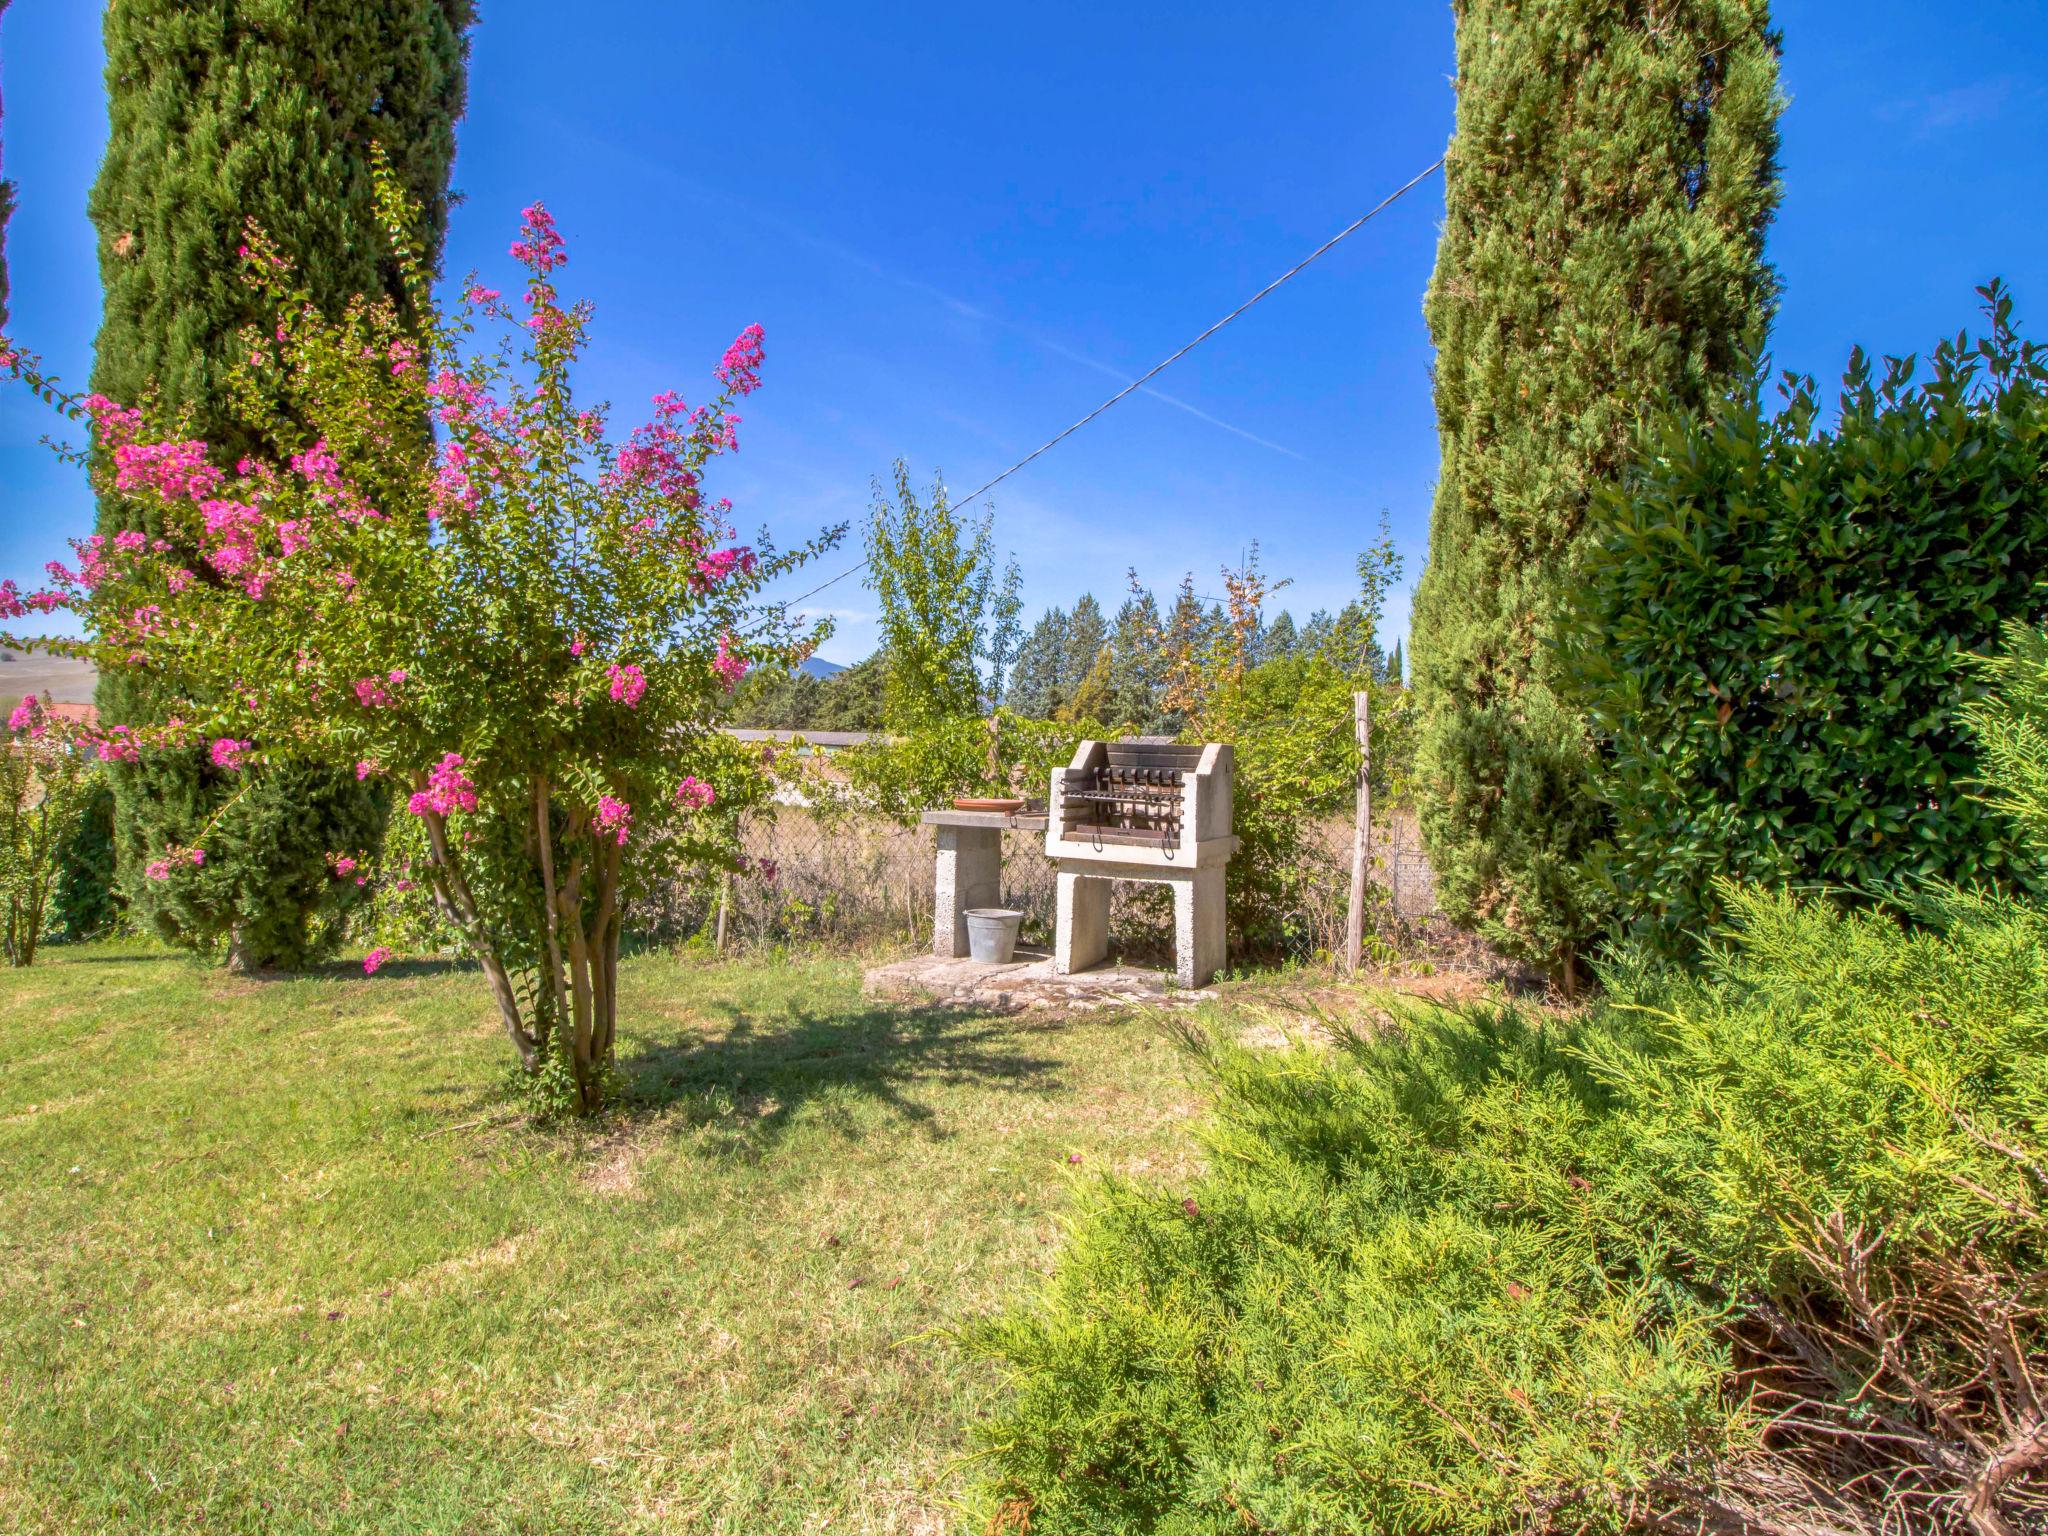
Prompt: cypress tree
<box><xmin>1409</xmin><ymin>0</ymin><xmax>1781</xmax><ymax>987</ymax></box>
<box><xmin>0</xmin><ymin>0</ymin><xmax>13</xmax><ymax>332</ymax></box>
<box><xmin>88</xmin><ymin>0</ymin><xmax>474</xmax><ymax>967</ymax></box>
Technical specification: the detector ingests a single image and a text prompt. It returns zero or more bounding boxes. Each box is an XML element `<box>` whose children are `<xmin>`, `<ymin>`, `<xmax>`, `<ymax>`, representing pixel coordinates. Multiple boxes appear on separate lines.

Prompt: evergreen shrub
<box><xmin>972</xmin><ymin>624</ymin><xmax>2048</xmax><ymax>1534</ymax></box>
<box><xmin>1571</xmin><ymin>288</ymin><xmax>2048</xmax><ymax>954</ymax></box>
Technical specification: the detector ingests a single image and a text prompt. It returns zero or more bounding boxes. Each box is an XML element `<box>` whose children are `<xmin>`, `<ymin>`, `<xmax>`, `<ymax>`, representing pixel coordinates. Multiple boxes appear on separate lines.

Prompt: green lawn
<box><xmin>0</xmin><ymin>943</ymin><xmax>1214</xmax><ymax>1534</ymax></box>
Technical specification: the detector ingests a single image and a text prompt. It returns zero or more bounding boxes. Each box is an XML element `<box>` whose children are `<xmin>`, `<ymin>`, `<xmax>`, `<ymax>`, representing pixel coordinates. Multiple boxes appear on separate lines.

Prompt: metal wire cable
<box><xmin>774</xmin><ymin>154</ymin><xmax>1446</xmax><ymax>614</ymax></box>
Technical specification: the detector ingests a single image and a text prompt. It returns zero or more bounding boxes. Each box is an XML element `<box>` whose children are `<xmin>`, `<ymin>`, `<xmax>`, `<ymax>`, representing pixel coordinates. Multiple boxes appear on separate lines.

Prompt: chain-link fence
<box><xmin>635</xmin><ymin>805</ymin><xmax>1439</xmax><ymax>967</ymax></box>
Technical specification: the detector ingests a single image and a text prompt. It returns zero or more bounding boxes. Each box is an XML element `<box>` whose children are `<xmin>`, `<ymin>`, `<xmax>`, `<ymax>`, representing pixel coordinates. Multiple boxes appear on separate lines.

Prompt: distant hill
<box><xmin>799</xmin><ymin>657</ymin><xmax>847</xmax><ymax>679</ymax></box>
<box><xmin>0</xmin><ymin>649</ymin><xmax>98</xmax><ymax>706</ymax></box>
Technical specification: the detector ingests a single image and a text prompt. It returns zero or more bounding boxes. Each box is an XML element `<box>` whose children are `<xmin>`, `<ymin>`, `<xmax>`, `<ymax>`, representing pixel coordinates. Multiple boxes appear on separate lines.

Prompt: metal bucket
<box><xmin>964</xmin><ymin>907</ymin><xmax>1024</xmax><ymax>964</ymax></box>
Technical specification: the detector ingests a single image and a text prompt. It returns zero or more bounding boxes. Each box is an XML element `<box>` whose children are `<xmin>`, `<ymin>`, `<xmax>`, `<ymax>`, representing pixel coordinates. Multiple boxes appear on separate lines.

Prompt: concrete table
<box><xmin>920</xmin><ymin>809</ymin><xmax>1048</xmax><ymax>959</ymax></box>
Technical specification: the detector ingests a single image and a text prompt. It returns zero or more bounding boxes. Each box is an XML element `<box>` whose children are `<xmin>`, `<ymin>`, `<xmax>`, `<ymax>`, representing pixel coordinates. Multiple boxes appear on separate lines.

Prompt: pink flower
<box><xmin>463</xmin><ymin>282</ymin><xmax>502</xmax><ymax>307</ymax></box>
<box><xmin>167</xmin><ymin>568</ymin><xmax>195</xmax><ymax>594</ymax></box>
<box><xmin>7</xmin><ymin>694</ymin><xmax>44</xmax><ymax>737</ymax></box>
<box><xmin>713</xmin><ymin>634</ymin><xmax>748</xmax><ymax>692</ymax></box>
<box><xmin>189</xmin><ymin>848</ymin><xmax>206</xmax><ymax>867</ymax></box>
<box><xmin>144</xmin><ymin>858</ymin><xmax>172</xmax><ymax>882</ymax></box>
<box><xmin>693</xmin><ymin>546</ymin><xmax>758</xmax><ymax>591</ymax></box>
<box><xmin>751</xmin><ymin>856</ymin><xmax>778</xmax><ymax>886</ymax></box>
<box><xmin>606</xmin><ymin>662</ymin><xmax>647</xmax><ymax>708</ymax></box>
<box><xmin>570</xmin><ymin>635</ymin><xmax>587</xmax><ymax>658</ymax></box>
<box><xmin>355</xmin><ymin>759</ymin><xmax>378</xmax><ymax>781</ymax></box>
<box><xmin>112</xmin><ymin>438</ymin><xmax>221</xmax><ymax>500</ymax></box>
<box><xmin>717</xmin><ymin>323</ymin><xmax>765</xmax><ymax>397</ymax></box>
<box><xmin>113</xmin><ymin>530</ymin><xmax>147</xmax><ymax>555</ymax></box>
<box><xmin>328</xmin><ymin>853</ymin><xmax>359</xmax><ymax>877</ymax></box>
<box><xmin>81</xmin><ymin>393</ymin><xmax>144</xmax><ymax>448</ymax></box>
<box><xmin>363</xmin><ymin>947</ymin><xmax>392</xmax><ymax>975</ymax></box>
<box><xmin>673</xmin><ymin>775</ymin><xmax>715</xmax><ymax>811</ymax></box>
<box><xmin>593</xmin><ymin>794</ymin><xmax>632</xmax><ymax>846</ymax></box>
<box><xmin>509</xmin><ymin>203</ymin><xmax>567</xmax><ymax>274</ymax></box>
<box><xmin>93</xmin><ymin>727</ymin><xmax>140</xmax><ymax>764</ymax></box>
<box><xmin>406</xmin><ymin>753</ymin><xmax>478</xmax><ymax>818</ymax></box>
<box><xmin>209</xmin><ymin>737</ymin><xmax>250</xmax><ymax>771</ymax></box>
<box><xmin>354</xmin><ymin>676</ymin><xmax>395</xmax><ymax>709</ymax></box>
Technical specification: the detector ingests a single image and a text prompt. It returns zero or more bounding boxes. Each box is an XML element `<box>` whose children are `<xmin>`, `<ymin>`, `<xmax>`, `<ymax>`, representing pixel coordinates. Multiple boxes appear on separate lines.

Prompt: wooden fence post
<box><xmin>1344</xmin><ymin>690</ymin><xmax>1371</xmax><ymax>973</ymax></box>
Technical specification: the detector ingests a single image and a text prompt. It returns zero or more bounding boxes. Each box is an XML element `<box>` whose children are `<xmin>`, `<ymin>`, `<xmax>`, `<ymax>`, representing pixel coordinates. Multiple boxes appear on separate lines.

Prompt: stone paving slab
<box><xmin>862</xmin><ymin>949</ymin><xmax>1217</xmax><ymax>1013</ymax></box>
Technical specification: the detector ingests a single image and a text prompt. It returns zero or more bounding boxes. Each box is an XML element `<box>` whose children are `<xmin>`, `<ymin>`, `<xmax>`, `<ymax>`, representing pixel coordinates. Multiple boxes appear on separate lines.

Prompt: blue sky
<box><xmin>3</xmin><ymin>1</ymin><xmax>2045</xmax><ymax>664</ymax></box>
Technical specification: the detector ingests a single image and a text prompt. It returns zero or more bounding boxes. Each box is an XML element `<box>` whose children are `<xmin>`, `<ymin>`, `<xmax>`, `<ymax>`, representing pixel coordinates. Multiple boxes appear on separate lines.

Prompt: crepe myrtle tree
<box><xmin>0</xmin><ymin>176</ymin><xmax>839</xmax><ymax>1112</ymax></box>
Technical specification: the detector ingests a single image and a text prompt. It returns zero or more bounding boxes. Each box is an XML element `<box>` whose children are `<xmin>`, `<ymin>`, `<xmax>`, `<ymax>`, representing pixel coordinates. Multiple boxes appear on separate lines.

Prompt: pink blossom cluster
<box><xmin>426</xmin><ymin>368</ymin><xmax>491</xmax><ymax>428</ymax></box>
<box><xmin>289</xmin><ymin>439</ymin><xmax>380</xmax><ymax>525</ymax></box>
<box><xmin>356</xmin><ymin>758</ymin><xmax>380</xmax><ymax>780</ymax></box>
<box><xmin>197</xmin><ymin>496</ymin><xmax>267</xmax><ymax>586</ymax></box>
<box><xmin>672</xmin><ymin>775</ymin><xmax>715</xmax><ymax>811</ymax></box>
<box><xmin>209</xmin><ymin>737</ymin><xmax>250</xmax><ymax>771</ymax></box>
<box><xmin>713</xmin><ymin>633</ymin><xmax>748</xmax><ymax>691</ymax></box>
<box><xmin>606</xmin><ymin>662</ymin><xmax>647</xmax><ymax>708</ymax></box>
<box><xmin>693</xmin><ymin>545</ymin><xmax>757</xmax><ymax>591</ymax></box>
<box><xmin>509</xmin><ymin>203</ymin><xmax>568</xmax><ymax>274</ymax></box>
<box><xmin>407</xmin><ymin>753</ymin><xmax>478</xmax><ymax>818</ymax></box>
<box><xmin>81</xmin><ymin>393</ymin><xmax>145</xmax><ymax>447</ymax></box>
<box><xmin>363</xmin><ymin>946</ymin><xmax>392</xmax><ymax>975</ymax></box>
<box><xmin>610</xmin><ymin>420</ymin><xmax>702</xmax><ymax>503</ymax></box>
<box><xmin>47</xmin><ymin>535</ymin><xmax>114</xmax><ymax>593</ymax></box>
<box><xmin>716</xmin><ymin>324</ymin><xmax>765</xmax><ymax>397</ymax></box>
<box><xmin>0</xmin><ymin>579</ymin><xmax>68</xmax><ymax>619</ymax></box>
<box><xmin>143</xmin><ymin>847</ymin><xmax>207</xmax><ymax>882</ymax></box>
<box><xmin>432</xmin><ymin>441</ymin><xmax>479</xmax><ymax>521</ymax></box>
<box><xmin>7</xmin><ymin>694</ymin><xmax>45</xmax><ymax>737</ymax></box>
<box><xmin>93</xmin><ymin>725</ymin><xmax>141</xmax><ymax>763</ymax></box>
<box><xmin>463</xmin><ymin>282</ymin><xmax>502</xmax><ymax>309</ymax></box>
<box><xmin>113</xmin><ymin>439</ymin><xmax>221</xmax><ymax>501</ymax></box>
<box><xmin>750</xmin><ymin>856</ymin><xmax>778</xmax><ymax>885</ymax></box>
<box><xmin>328</xmin><ymin>852</ymin><xmax>359</xmax><ymax>877</ymax></box>
<box><xmin>354</xmin><ymin>670</ymin><xmax>407</xmax><ymax>710</ymax></box>
<box><xmin>593</xmin><ymin>794</ymin><xmax>632</xmax><ymax>846</ymax></box>
<box><xmin>388</xmin><ymin>338</ymin><xmax>420</xmax><ymax>377</ymax></box>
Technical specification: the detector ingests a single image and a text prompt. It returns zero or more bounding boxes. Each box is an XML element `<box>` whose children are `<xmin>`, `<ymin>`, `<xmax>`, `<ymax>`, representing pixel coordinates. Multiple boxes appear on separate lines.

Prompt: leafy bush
<box><xmin>51</xmin><ymin>773</ymin><xmax>118</xmax><ymax>941</ymax></box>
<box><xmin>973</xmin><ymin>626</ymin><xmax>2048</xmax><ymax>1534</ymax></box>
<box><xmin>0</xmin><ymin>698</ymin><xmax>102</xmax><ymax>966</ymax></box>
<box><xmin>1202</xmin><ymin>655</ymin><xmax>1412</xmax><ymax>958</ymax></box>
<box><xmin>1569</xmin><ymin>285</ymin><xmax>2048</xmax><ymax>954</ymax></box>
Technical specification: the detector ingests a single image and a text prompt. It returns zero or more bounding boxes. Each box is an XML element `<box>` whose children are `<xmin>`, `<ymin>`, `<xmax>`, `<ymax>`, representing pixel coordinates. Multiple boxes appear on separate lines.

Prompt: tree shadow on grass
<box><xmin>616</xmin><ymin>996</ymin><xmax>1071</xmax><ymax>1156</ymax></box>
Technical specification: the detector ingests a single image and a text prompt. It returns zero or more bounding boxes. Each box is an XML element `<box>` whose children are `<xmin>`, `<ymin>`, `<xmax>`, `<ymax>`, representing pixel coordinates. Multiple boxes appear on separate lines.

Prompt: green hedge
<box><xmin>1568</xmin><ymin>285</ymin><xmax>2048</xmax><ymax>952</ymax></box>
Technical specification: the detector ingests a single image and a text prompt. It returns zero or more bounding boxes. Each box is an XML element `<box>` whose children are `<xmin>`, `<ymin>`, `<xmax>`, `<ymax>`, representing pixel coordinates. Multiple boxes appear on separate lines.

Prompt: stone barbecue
<box><xmin>1047</xmin><ymin>739</ymin><xmax>1236</xmax><ymax>988</ymax></box>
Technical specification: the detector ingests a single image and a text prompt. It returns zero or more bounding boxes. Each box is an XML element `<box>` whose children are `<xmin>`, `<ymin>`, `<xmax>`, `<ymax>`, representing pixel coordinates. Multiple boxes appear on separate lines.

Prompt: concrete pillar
<box><xmin>933</xmin><ymin>825</ymin><xmax>1002</xmax><ymax>958</ymax></box>
<box><xmin>1173</xmin><ymin>867</ymin><xmax>1228</xmax><ymax>988</ymax></box>
<box><xmin>1054</xmin><ymin>868</ymin><xmax>1110</xmax><ymax>975</ymax></box>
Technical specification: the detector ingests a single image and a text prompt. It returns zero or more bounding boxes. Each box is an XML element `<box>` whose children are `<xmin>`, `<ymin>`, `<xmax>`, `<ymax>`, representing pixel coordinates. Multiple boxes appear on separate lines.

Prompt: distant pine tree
<box><xmin>1106</xmin><ymin>588</ymin><xmax>1165</xmax><ymax>731</ymax></box>
<box><xmin>1007</xmin><ymin>609</ymin><xmax>1069</xmax><ymax>720</ymax></box>
<box><xmin>90</xmin><ymin>0</ymin><xmax>475</xmax><ymax>968</ymax></box>
<box><xmin>1409</xmin><ymin>0</ymin><xmax>1782</xmax><ymax>987</ymax></box>
<box><xmin>1062</xmin><ymin>594</ymin><xmax>1107</xmax><ymax>702</ymax></box>
<box><xmin>1262</xmin><ymin>609</ymin><xmax>1298</xmax><ymax>663</ymax></box>
<box><xmin>1384</xmin><ymin>638</ymin><xmax>1404</xmax><ymax>688</ymax></box>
